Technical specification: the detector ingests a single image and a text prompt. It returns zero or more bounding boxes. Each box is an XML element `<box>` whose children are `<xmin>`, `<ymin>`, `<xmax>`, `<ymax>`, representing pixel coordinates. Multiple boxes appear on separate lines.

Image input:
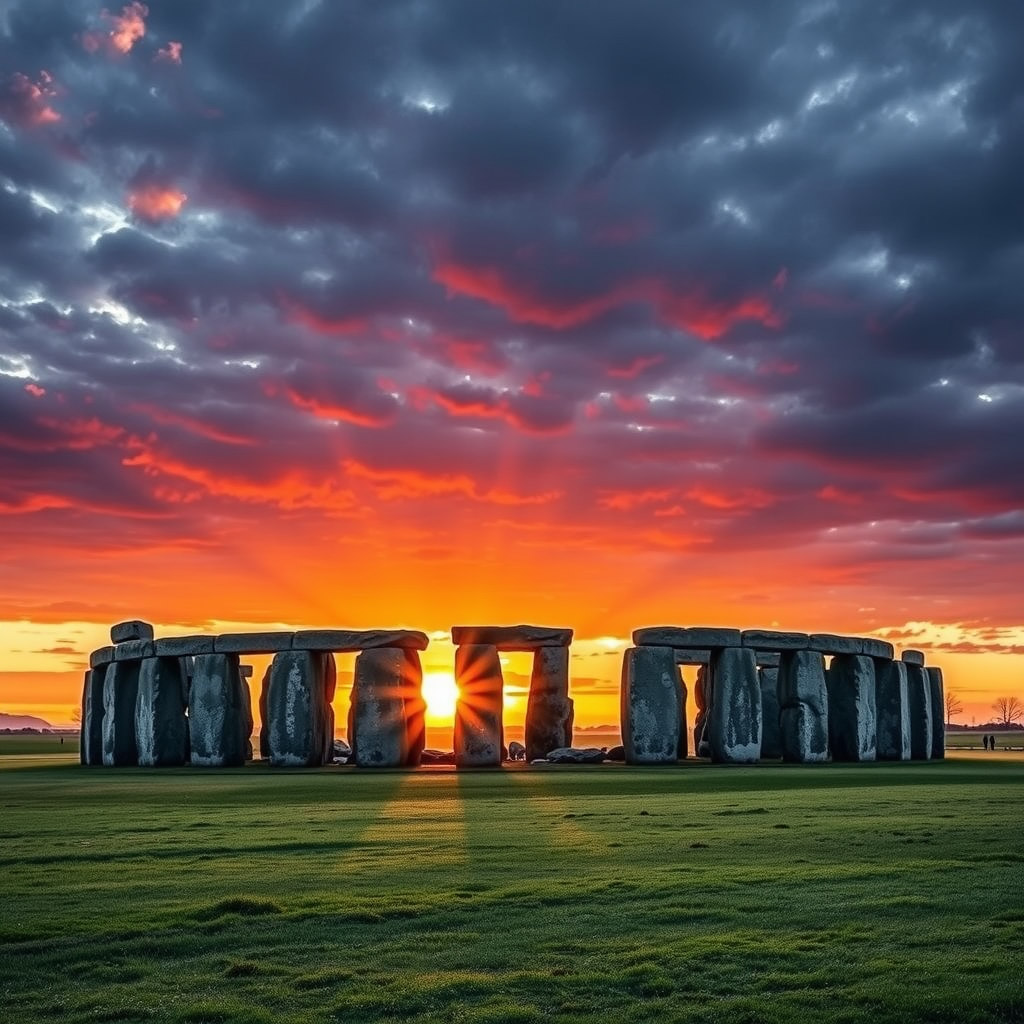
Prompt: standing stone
<box><xmin>190</xmin><ymin>653</ymin><xmax>248</xmax><ymax>767</ymax></box>
<box><xmin>267</xmin><ymin>651</ymin><xmax>332</xmax><ymax>767</ymax></box>
<box><xmin>826</xmin><ymin>655</ymin><xmax>877</xmax><ymax>762</ymax></box>
<box><xmin>927</xmin><ymin>667</ymin><xmax>945</xmax><ymax>760</ymax></box>
<box><xmin>454</xmin><ymin>644</ymin><xmax>503</xmax><ymax>768</ymax></box>
<box><xmin>778</xmin><ymin>650</ymin><xmax>829</xmax><ymax>763</ymax></box>
<box><xmin>677</xmin><ymin>674</ymin><xmax>689</xmax><ymax>760</ymax></box>
<box><xmin>875</xmin><ymin>660</ymin><xmax>911</xmax><ymax>760</ymax></box>
<box><xmin>403</xmin><ymin>649</ymin><xmax>427</xmax><ymax>767</ymax></box>
<box><xmin>135</xmin><ymin>656</ymin><xmax>189</xmax><ymax>767</ymax></box>
<box><xmin>759</xmin><ymin>666</ymin><xmax>782</xmax><ymax>758</ymax></box>
<box><xmin>259</xmin><ymin>665</ymin><xmax>272</xmax><ymax>759</ymax></box>
<box><xmin>707</xmin><ymin>647</ymin><xmax>761</xmax><ymax>764</ymax></box>
<box><xmin>354</xmin><ymin>647</ymin><xmax>411</xmax><ymax>768</ymax></box>
<box><xmin>80</xmin><ymin>668</ymin><xmax>106</xmax><ymax>766</ymax></box>
<box><xmin>526</xmin><ymin>646</ymin><xmax>573</xmax><ymax>760</ymax></box>
<box><xmin>101</xmin><ymin>660</ymin><xmax>142</xmax><ymax>766</ymax></box>
<box><xmin>905</xmin><ymin>664</ymin><xmax>933</xmax><ymax>760</ymax></box>
<box><xmin>693</xmin><ymin>664</ymin><xmax>710</xmax><ymax>757</ymax></box>
<box><xmin>620</xmin><ymin>645</ymin><xmax>679</xmax><ymax>765</ymax></box>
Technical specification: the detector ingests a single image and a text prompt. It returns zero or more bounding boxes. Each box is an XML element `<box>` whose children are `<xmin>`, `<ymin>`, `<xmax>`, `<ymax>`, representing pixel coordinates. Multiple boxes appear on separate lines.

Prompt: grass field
<box><xmin>2</xmin><ymin>755</ymin><xmax>1023</xmax><ymax>1024</ymax></box>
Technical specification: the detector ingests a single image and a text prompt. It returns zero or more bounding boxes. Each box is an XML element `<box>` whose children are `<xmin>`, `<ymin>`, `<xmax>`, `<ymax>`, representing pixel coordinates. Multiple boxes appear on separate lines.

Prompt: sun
<box><xmin>422</xmin><ymin>670</ymin><xmax>459</xmax><ymax>722</ymax></box>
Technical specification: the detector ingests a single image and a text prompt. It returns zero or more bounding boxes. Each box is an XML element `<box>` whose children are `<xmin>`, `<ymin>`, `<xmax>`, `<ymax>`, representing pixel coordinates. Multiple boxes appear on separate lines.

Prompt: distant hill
<box><xmin>0</xmin><ymin>712</ymin><xmax>54</xmax><ymax>731</ymax></box>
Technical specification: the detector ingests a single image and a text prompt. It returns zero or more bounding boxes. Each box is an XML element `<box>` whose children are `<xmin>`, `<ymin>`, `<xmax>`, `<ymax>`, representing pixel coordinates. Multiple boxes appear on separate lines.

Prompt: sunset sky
<box><xmin>2</xmin><ymin>1</ymin><xmax>1023</xmax><ymax>731</ymax></box>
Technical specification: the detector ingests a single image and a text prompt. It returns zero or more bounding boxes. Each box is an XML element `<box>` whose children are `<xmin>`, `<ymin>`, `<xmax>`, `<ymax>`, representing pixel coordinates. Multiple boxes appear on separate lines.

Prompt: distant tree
<box><xmin>944</xmin><ymin>691</ymin><xmax>963</xmax><ymax>726</ymax></box>
<box><xmin>991</xmin><ymin>696</ymin><xmax>1024</xmax><ymax>726</ymax></box>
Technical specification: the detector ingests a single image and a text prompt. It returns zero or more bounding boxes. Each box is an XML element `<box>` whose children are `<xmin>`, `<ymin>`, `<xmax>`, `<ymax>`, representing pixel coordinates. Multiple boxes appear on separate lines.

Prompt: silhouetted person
<box><xmin>983</xmin><ymin>734</ymin><xmax>989</xmax><ymax>751</ymax></box>
<box><xmin>990</xmin><ymin>734</ymin><xmax>997</xmax><ymax>751</ymax></box>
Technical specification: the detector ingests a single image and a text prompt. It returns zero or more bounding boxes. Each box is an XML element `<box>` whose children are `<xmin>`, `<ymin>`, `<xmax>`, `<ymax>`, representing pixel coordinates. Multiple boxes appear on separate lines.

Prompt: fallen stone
<box><xmin>927</xmin><ymin>667</ymin><xmax>945</xmax><ymax>760</ymax></box>
<box><xmin>826</xmin><ymin>655</ymin><xmax>877</xmax><ymax>762</ymax></box>
<box><xmin>875</xmin><ymin>660</ymin><xmax>911</xmax><ymax>760</ymax></box>
<box><xmin>620</xmin><ymin>645</ymin><xmax>680</xmax><ymax>764</ymax></box>
<box><xmin>135</xmin><ymin>656</ymin><xmax>189</xmax><ymax>767</ymax></box>
<box><xmin>215</xmin><ymin>631</ymin><xmax>294</xmax><ymax>654</ymax></box>
<box><xmin>861</xmin><ymin>638</ymin><xmax>896</xmax><ymax>660</ymax></box>
<box><xmin>707</xmin><ymin>647</ymin><xmax>761</xmax><ymax>763</ymax></box>
<box><xmin>605</xmin><ymin>744</ymin><xmax>626</xmax><ymax>762</ymax></box>
<box><xmin>292</xmin><ymin>628</ymin><xmax>430</xmax><ymax>652</ymax></box>
<box><xmin>80</xmin><ymin>668</ymin><xmax>106</xmax><ymax>766</ymax></box>
<box><xmin>905</xmin><ymin>663</ymin><xmax>933</xmax><ymax>760</ymax></box>
<box><xmin>901</xmin><ymin>649</ymin><xmax>926</xmax><ymax>666</ymax></box>
<box><xmin>333</xmin><ymin>739</ymin><xmax>352</xmax><ymax>758</ymax></box>
<box><xmin>759</xmin><ymin>666</ymin><xmax>782</xmax><ymax>758</ymax></box>
<box><xmin>454</xmin><ymin>644</ymin><xmax>503</xmax><ymax>767</ymax></box>
<box><xmin>189</xmin><ymin>654</ymin><xmax>248</xmax><ymax>768</ymax></box>
<box><xmin>353</xmin><ymin>647</ymin><xmax>411</xmax><ymax>768</ymax></box>
<box><xmin>451</xmin><ymin>625</ymin><xmax>573</xmax><ymax>650</ymax></box>
<box><xmin>154</xmin><ymin>635</ymin><xmax>214</xmax><ymax>657</ymax></box>
<box><xmin>546</xmin><ymin>747</ymin><xmax>606</xmax><ymax>764</ymax></box>
<box><xmin>111</xmin><ymin>620</ymin><xmax>155</xmax><ymax>644</ymax></box>
<box><xmin>525</xmin><ymin>692</ymin><xmax>574</xmax><ymax>762</ymax></box>
<box><xmin>89</xmin><ymin>646</ymin><xmax>115</xmax><ymax>669</ymax></box>
<box><xmin>633</xmin><ymin>626</ymin><xmax>741</xmax><ymax>649</ymax></box>
<box><xmin>530</xmin><ymin>758</ymin><xmax>550</xmax><ymax>765</ymax></box>
<box><xmin>114</xmin><ymin>639</ymin><xmax>155</xmax><ymax>661</ymax></box>
<box><xmin>808</xmin><ymin>633</ymin><xmax>862</xmax><ymax>656</ymax></box>
<box><xmin>741</xmin><ymin>629</ymin><xmax>809</xmax><ymax>651</ymax></box>
<box><xmin>402</xmin><ymin>649</ymin><xmax>426</xmax><ymax>768</ymax></box>
<box><xmin>101</xmin><ymin>660</ymin><xmax>142</xmax><ymax>766</ymax></box>
<box><xmin>267</xmin><ymin>651</ymin><xmax>333</xmax><ymax>767</ymax></box>
<box><xmin>421</xmin><ymin>749</ymin><xmax>456</xmax><ymax>765</ymax></box>
<box><xmin>508</xmin><ymin>740</ymin><xmax>526</xmax><ymax>761</ymax></box>
<box><xmin>674</xmin><ymin>649</ymin><xmax>711</xmax><ymax>665</ymax></box>
<box><xmin>778</xmin><ymin>650</ymin><xmax>829</xmax><ymax>763</ymax></box>
<box><xmin>755</xmin><ymin>652</ymin><xmax>781</xmax><ymax>668</ymax></box>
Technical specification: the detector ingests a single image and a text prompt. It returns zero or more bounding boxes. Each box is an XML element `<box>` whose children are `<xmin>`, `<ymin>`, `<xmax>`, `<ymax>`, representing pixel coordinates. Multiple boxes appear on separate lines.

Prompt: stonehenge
<box><xmin>81</xmin><ymin>617</ymin><xmax>948</xmax><ymax>771</ymax></box>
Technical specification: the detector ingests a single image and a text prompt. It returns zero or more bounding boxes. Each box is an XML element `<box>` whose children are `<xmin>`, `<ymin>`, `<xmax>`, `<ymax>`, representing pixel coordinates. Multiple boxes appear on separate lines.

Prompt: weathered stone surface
<box><xmin>353</xmin><ymin>647</ymin><xmax>411</xmax><ymax>767</ymax></box>
<box><xmin>778</xmin><ymin>650</ymin><xmax>829</xmax><ymax>763</ymax></box>
<box><xmin>633</xmin><ymin>626</ymin><xmax>741</xmax><ymax>649</ymax></box>
<box><xmin>267</xmin><ymin>651</ymin><xmax>333</xmax><ymax>767</ymax></box>
<box><xmin>875</xmin><ymin>660</ymin><xmax>911</xmax><ymax>760</ymax></box>
<box><xmin>111</xmin><ymin>620</ymin><xmax>154</xmax><ymax>644</ymax></box>
<box><xmin>293</xmin><ymin>628</ymin><xmax>430</xmax><ymax>652</ymax></box>
<box><xmin>258</xmin><ymin>665</ymin><xmax>271</xmax><ymax>760</ymax></box>
<box><xmin>707</xmin><ymin>647</ymin><xmax>761</xmax><ymax>763</ymax></box>
<box><xmin>526</xmin><ymin>692</ymin><xmax>574</xmax><ymax>761</ymax></box>
<box><xmin>809</xmin><ymin>633</ymin><xmax>862</xmax><ymax>656</ymax></box>
<box><xmin>606</xmin><ymin>744</ymin><xmax>626</xmax><ymax>761</ymax></box>
<box><xmin>826</xmin><ymin>655</ymin><xmax>877</xmax><ymax>762</ymax></box>
<box><xmin>759</xmin><ymin>666</ymin><xmax>781</xmax><ymax>758</ymax></box>
<box><xmin>508</xmin><ymin>740</ymin><xmax>526</xmax><ymax>761</ymax></box>
<box><xmin>155</xmin><ymin>635</ymin><xmax>215</xmax><ymax>657</ymax></box>
<box><xmin>741</xmin><ymin>630</ymin><xmax>809</xmax><ymax>651</ymax></box>
<box><xmin>454</xmin><ymin>644</ymin><xmax>503</xmax><ymax>767</ymax></box>
<box><xmin>421</xmin><ymin>749</ymin><xmax>456</xmax><ymax>765</ymax></box>
<box><xmin>693</xmin><ymin>664</ymin><xmax>710</xmax><ymax>757</ymax></box>
<box><xmin>677</xmin><ymin>676</ymin><xmax>689</xmax><ymax>760</ymax></box>
<box><xmin>80</xmin><ymin>668</ymin><xmax>106</xmax><ymax>765</ymax></box>
<box><xmin>215</xmin><ymin>631</ymin><xmax>294</xmax><ymax>654</ymax></box>
<box><xmin>755</xmin><ymin>652</ymin><xmax>781</xmax><ymax>668</ymax></box>
<box><xmin>241</xmin><ymin>675</ymin><xmax>254</xmax><ymax>760</ymax></box>
<box><xmin>530</xmin><ymin>645</ymin><xmax>570</xmax><ymax>696</ymax></box>
<box><xmin>620</xmin><ymin>645</ymin><xmax>680</xmax><ymax>764</ymax></box>
<box><xmin>861</xmin><ymin>638</ymin><xmax>895</xmax><ymax>660</ymax></box>
<box><xmin>905</xmin><ymin>664</ymin><xmax>933</xmax><ymax>760</ymax></box>
<box><xmin>901</xmin><ymin>649</ymin><xmax>926</xmax><ymax>666</ymax></box>
<box><xmin>190</xmin><ymin>654</ymin><xmax>248</xmax><ymax>767</ymax></box>
<box><xmin>402</xmin><ymin>649</ymin><xmax>426</xmax><ymax>767</ymax></box>
<box><xmin>927</xmin><ymin>667</ymin><xmax>945</xmax><ymax>760</ymax></box>
<box><xmin>101</xmin><ymin>660</ymin><xmax>141</xmax><ymax>766</ymax></box>
<box><xmin>674</xmin><ymin>649</ymin><xmax>711</xmax><ymax>665</ymax></box>
<box><xmin>546</xmin><ymin>747</ymin><xmax>606</xmax><ymax>764</ymax></box>
<box><xmin>89</xmin><ymin>646</ymin><xmax>115</xmax><ymax>669</ymax></box>
<box><xmin>114</xmin><ymin>639</ymin><xmax>155</xmax><ymax>661</ymax></box>
<box><xmin>451</xmin><ymin>625</ymin><xmax>572</xmax><ymax>650</ymax></box>
<box><xmin>135</xmin><ymin>657</ymin><xmax>188</xmax><ymax>767</ymax></box>
<box><xmin>333</xmin><ymin>739</ymin><xmax>352</xmax><ymax>759</ymax></box>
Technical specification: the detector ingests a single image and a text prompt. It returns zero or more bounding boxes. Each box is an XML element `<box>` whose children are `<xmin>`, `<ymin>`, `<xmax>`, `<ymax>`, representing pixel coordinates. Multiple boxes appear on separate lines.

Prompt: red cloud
<box><xmin>278</xmin><ymin>294</ymin><xmax>366</xmax><ymax>336</ymax></box>
<box><xmin>155</xmin><ymin>41</ymin><xmax>183</xmax><ymax>65</ymax></box>
<box><xmin>409</xmin><ymin>384</ymin><xmax>572</xmax><ymax>435</ymax></box>
<box><xmin>607</xmin><ymin>354</ymin><xmax>665</xmax><ymax>379</ymax></box>
<box><xmin>284</xmin><ymin>388</ymin><xmax>396</xmax><ymax>428</ymax></box>
<box><xmin>1</xmin><ymin>71</ymin><xmax>61</xmax><ymax>129</ymax></box>
<box><xmin>82</xmin><ymin>2</ymin><xmax>148</xmax><ymax>56</ymax></box>
<box><xmin>24</xmin><ymin>384</ymin><xmax>46</xmax><ymax>398</ymax></box>
<box><xmin>129</xmin><ymin>404</ymin><xmax>257</xmax><ymax>446</ymax></box>
<box><xmin>128</xmin><ymin>185</ymin><xmax>187</xmax><ymax>221</ymax></box>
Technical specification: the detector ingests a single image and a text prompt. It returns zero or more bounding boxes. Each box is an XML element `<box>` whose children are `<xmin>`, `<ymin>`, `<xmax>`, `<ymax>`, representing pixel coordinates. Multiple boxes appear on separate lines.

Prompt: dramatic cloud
<box><xmin>2</xmin><ymin>0</ymin><xmax>1023</xmax><ymax>720</ymax></box>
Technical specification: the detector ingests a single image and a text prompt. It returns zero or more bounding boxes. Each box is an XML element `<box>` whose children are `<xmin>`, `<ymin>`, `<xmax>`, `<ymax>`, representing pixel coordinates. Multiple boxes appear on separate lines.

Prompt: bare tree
<box><xmin>944</xmin><ymin>691</ymin><xmax>963</xmax><ymax>726</ymax></box>
<box><xmin>991</xmin><ymin>696</ymin><xmax>1024</xmax><ymax>726</ymax></box>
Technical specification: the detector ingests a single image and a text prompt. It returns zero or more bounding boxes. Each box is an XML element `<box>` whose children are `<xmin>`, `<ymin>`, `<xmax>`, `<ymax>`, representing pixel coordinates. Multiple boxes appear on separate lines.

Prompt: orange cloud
<box><xmin>128</xmin><ymin>185</ymin><xmax>187</xmax><ymax>221</ymax></box>
<box><xmin>2</xmin><ymin>71</ymin><xmax>61</xmax><ymax>128</ymax></box>
<box><xmin>83</xmin><ymin>2</ymin><xmax>148</xmax><ymax>56</ymax></box>
<box><xmin>155</xmin><ymin>41</ymin><xmax>183</xmax><ymax>65</ymax></box>
<box><xmin>284</xmin><ymin>388</ymin><xmax>396</xmax><ymax>428</ymax></box>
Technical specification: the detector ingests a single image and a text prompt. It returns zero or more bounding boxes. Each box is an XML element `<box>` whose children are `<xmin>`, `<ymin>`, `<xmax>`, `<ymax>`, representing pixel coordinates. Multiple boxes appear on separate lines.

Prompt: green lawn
<box><xmin>0</xmin><ymin>733</ymin><xmax>79</xmax><ymax>755</ymax></box>
<box><xmin>2</xmin><ymin>757</ymin><xmax>1023</xmax><ymax>1024</ymax></box>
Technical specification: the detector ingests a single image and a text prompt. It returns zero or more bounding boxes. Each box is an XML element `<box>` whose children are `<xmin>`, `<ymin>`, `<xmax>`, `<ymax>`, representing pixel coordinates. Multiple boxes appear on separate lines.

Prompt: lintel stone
<box><xmin>741</xmin><ymin>629</ymin><xmax>809</xmax><ymax>651</ymax></box>
<box><xmin>451</xmin><ymin>625</ymin><xmax>572</xmax><ymax>650</ymax></box>
<box><xmin>215</xmin><ymin>631</ymin><xmax>294</xmax><ymax>654</ymax></box>
<box><xmin>862</xmin><ymin>638</ymin><xmax>895</xmax><ymax>660</ymax></box>
<box><xmin>155</xmin><ymin>635</ymin><xmax>215</xmax><ymax>657</ymax></box>
<box><xmin>89</xmin><ymin>646</ymin><xmax>115</xmax><ymax>669</ymax></box>
<box><xmin>674</xmin><ymin>649</ymin><xmax>710</xmax><ymax>665</ymax></box>
<box><xmin>293</xmin><ymin>628</ymin><xmax>429</xmax><ymax>652</ymax></box>
<box><xmin>114</xmin><ymin>639</ymin><xmax>155</xmax><ymax>661</ymax></box>
<box><xmin>901</xmin><ymin>649</ymin><xmax>926</xmax><ymax>666</ymax></box>
<box><xmin>111</xmin><ymin>620</ymin><xmax>155</xmax><ymax>644</ymax></box>
<box><xmin>633</xmin><ymin>626</ymin><xmax>741</xmax><ymax>649</ymax></box>
<box><xmin>808</xmin><ymin>633</ymin><xmax>862</xmax><ymax>656</ymax></box>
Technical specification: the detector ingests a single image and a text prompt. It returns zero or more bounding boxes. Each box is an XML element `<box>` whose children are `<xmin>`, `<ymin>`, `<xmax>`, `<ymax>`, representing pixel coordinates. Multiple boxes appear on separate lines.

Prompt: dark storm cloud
<box><xmin>1</xmin><ymin>0</ymin><xmax>1023</xmax><ymax>605</ymax></box>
